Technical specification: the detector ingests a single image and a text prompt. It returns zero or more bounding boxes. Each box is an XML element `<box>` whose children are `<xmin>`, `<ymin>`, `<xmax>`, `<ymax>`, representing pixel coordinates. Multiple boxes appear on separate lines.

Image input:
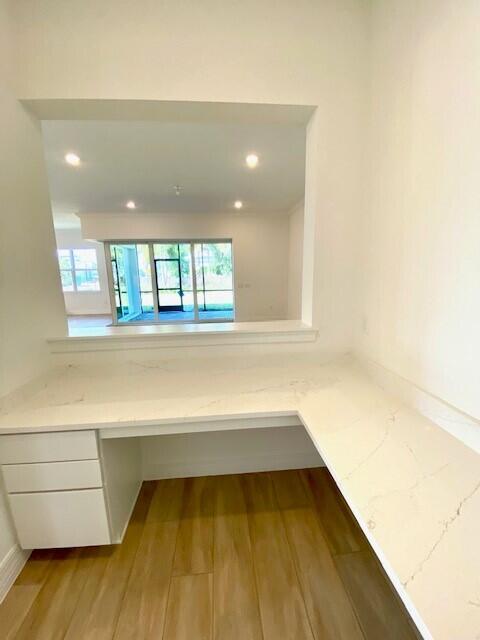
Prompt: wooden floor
<box><xmin>0</xmin><ymin>469</ymin><xmax>418</xmax><ymax>640</ymax></box>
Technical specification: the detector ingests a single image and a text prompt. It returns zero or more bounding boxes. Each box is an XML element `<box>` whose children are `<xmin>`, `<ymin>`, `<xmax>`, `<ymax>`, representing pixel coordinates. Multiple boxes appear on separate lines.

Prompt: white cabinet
<box><xmin>9</xmin><ymin>489</ymin><xmax>111</xmax><ymax>549</ymax></box>
<box><xmin>0</xmin><ymin>430</ymin><xmax>98</xmax><ymax>464</ymax></box>
<box><xmin>0</xmin><ymin>428</ymin><xmax>143</xmax><ymax>550</ymax></box>
<box><xmin>3</xmin><ymin>460</ymin><xmax>103</xmax><ymax>493</ymax></box>
<box><xmin>0</xmin><ymin>429</ymin><xmax>113</xmax><ymax>549</ymax></box>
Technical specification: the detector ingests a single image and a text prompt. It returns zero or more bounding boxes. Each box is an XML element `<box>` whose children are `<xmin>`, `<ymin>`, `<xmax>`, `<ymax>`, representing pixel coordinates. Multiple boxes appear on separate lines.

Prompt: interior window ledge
<box><xmin>47</xmin><ymin>320</ymin><xmax>317</xmax><ymax>353</ymax></box>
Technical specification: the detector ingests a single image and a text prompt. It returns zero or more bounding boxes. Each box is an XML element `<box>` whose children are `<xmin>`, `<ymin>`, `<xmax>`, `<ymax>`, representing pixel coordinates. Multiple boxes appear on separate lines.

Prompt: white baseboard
<box><xmin>0</xmin><ymin>545</ymin><xmax>30</xmax><ymax>604</ymax></box>
<box><xmin>357</xmin><ymin>355</ymin><xmax>480</xmax><ymax>454</ymax></box>
<box><xmin>144</xmin><ymin>451</ymin><xmax>323</xmax><ymax>480</ymax></box>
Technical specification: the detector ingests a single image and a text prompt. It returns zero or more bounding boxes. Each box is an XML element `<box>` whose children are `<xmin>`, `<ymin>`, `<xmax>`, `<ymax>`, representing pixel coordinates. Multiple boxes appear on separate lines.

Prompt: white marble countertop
<box><xmin>0</xmin><ymin>353</ymin><xmax>479</xmax><ymax>639</ymax></box>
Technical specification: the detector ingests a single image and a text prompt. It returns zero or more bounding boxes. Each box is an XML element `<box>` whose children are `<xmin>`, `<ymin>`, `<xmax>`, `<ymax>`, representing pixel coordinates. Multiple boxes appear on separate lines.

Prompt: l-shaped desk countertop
<box><xmin>0</xmin><ymin>353</ymin><xmax>479</xmax><ymax>640</ymax></box>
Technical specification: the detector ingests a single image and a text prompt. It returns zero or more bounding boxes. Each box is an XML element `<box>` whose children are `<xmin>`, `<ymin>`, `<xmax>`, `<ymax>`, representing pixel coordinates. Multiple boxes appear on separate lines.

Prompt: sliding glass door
<box><xmin>194</xmin><ymin>242</ymin><xmax>234</xmax><ymax>321</ymax></box>
<box><xmin>110</xmin><ymin>244</ymin><xmax>142</xmax><ymax>322</ymax></box>
<box><xmin>106</xmin><ymin>240</ymin><xmax>234</xmax><ymax>325</ymax></box>
<box><xmin>153</xmin><ymin>243</ymin><xmax>195</xmax><ymax>321</ymax></box>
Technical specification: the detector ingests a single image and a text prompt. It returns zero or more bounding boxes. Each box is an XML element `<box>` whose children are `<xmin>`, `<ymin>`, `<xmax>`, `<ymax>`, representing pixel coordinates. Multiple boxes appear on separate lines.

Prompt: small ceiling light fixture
<box><xmin>126</xmin><ymin>200</ymin><xmax>136</xmax><ymax>209</ymax></box>
<box><xmin>245</xmin><ymin>153</ymin><xmax>259</xmax><ymax>169</ymax></box>
<box><xmin>234</xmin><ymin>200</ymin><xmax>243</xmax><ymax>210</ymax></box>
<box><xmin>174</xmin><ymin>185</ymin><xmax>182</xmax><ymax>196</ymax></box>
<box><xmin>65</xmin><ymin>152</ymin><xmax>81</xmax><ymax>166</ymax></box>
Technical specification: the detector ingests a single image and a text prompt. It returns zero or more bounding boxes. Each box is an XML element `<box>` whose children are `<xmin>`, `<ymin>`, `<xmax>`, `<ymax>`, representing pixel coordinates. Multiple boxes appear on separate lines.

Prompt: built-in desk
<box><xmin>0</xmin><ymin>354</ymin><xmax>478</xmax><ymax>640</ymax></box>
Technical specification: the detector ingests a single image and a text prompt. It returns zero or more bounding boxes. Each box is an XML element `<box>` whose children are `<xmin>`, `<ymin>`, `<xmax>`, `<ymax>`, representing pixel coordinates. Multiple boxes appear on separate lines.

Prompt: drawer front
<box><xmin>3</xmin><ymin>460</ymin><xmax>103</xmax><ymax>493</ymax></box>
<box><xmin>0</xmin><ymin>431</ymin><xmax>98</xmax><ymax>464</ymax></box>
<box><xmin>9</xmin><ymin>489</ymin><xmax>111</xmax><ymax>549</ymax></box>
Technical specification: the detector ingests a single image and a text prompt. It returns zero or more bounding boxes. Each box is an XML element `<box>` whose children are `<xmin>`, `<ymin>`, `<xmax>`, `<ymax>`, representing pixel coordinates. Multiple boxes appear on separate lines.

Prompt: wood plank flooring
<box><xmin>0</xmin><ymin>469</ymin><xmax>419</xmax><ymax>640</ymax></box>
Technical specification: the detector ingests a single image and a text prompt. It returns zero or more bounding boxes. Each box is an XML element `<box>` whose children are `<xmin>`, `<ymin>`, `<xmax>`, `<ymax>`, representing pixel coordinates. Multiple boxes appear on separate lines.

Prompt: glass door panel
<box><xmin>178</xmin><ymin>244</ymin><xmax>194</xmax><ymax>315</ymax></box>
<box><xmin>194</xmin><ymin>242</ymin><xmax>234</xmax><ymax>320</ymax></box>
<box><xmin>110</xmin><ymin>244</ymin><xmax>153</xmax><ymax>323</ymax></box>
<box><xmin>135</xmin><ymin>244</ymin><xmax>154</xmax><ymax>321</ymax></box>
<box><xmin>153</xmin><ymin>243</ymin><xmax>194</xmax><ymax>321</ymax></box>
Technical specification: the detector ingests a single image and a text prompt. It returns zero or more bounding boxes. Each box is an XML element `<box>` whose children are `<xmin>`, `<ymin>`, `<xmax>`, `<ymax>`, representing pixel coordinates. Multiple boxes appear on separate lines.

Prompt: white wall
<box><xmin>54</xmin><ymin>227</ymin><xmax>111</xmax><ymax>316</ymax></box>
<box><xmin>80</xmin><ymin>212</ymin><xmax>290</xmax><ymax>322</ymax></box>
<box><xmin>287</xmin><ymin>201</ymin><xmax>304</xmax><ymax>319</ymax></box>
<box><xmin>357</xmin><ymin>0</ymin><xmax>480</xmax><ymax>419</ymax></box>
<box><xmin>11</xmin><ymin>0</ymin><xmax>369</xmax><ymax>352</ymax></box>
<box><xmin>0</xmin><ymin>0</ymin><xmax>67</xmax><ymax>576</ymax></box>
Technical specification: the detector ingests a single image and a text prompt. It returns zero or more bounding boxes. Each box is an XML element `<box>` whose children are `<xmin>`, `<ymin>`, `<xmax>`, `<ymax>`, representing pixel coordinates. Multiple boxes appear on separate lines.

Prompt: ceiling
<box><xmin>42</xmin><ymin>113</ymin><xmax>307</xmax><ymax>229</ymax></box>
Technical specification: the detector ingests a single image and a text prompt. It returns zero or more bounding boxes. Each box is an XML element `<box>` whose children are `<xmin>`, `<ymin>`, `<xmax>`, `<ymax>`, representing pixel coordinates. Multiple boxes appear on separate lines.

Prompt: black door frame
<box><xmin>154</xmin><ymin>251</ymin><xmax>184</xmax><ymax>312</ymax></box>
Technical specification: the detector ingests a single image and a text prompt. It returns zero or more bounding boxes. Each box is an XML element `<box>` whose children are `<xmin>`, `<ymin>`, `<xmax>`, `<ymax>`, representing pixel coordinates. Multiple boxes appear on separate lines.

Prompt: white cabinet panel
<box><xmin>3</xmin><ymin>460</ymin><xmax>103</xmax><ymax>493</ymax></box>
<box><xmin>9</xmin><ymin>489</ymin><xmax>111</xmax><ymax>549</ymax></box>
<box><xmin>0</xmin><ymin>431</ymin><xmax>98</xmax><ymax>464</ymax></box>
<box><xmin>100</xmin><ymin>437</ymin><xmax>141</xmax><ymax>543</ymax></box>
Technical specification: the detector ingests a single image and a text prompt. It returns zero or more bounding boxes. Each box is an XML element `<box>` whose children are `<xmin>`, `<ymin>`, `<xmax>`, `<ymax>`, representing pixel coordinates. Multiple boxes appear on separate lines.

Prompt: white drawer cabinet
<box><xmin>0</xmin><ymin>428</ymin><xmax>141</xmax><ymax>550</ymax></box>
<box><xmin>9</xmin><ymin>489</ymin><xmax>111</xmax><ymax>549</ymax></box>
<box><xmin>2</xmin><ymin>460</ymin><xmax>103</xmax><ymax>493</ymax></box>
<box><xmin>0</xmin><ymin>430</ymin><xmax>98</xmax><ymax>464</ymax></box>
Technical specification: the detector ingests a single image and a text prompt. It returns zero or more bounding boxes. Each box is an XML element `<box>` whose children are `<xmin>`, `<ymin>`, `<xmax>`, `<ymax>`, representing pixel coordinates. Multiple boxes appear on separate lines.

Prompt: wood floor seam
<box><xmin>246</xmin><ymin>506</ymin><xmax>266</xmax><ymax>640</ymax></box>
<box><xmin>241</xmin><ymin>475</ymin><xmax>268</xmax><ymax>640</ymax></box>
<box><xmin>243</xmin><ymin>511</ymin><xmax>265</xmax><ymax>640</ymax></box>
<box><xmin>274</xmin><ymin>488</ymin><xmax>318</xmax><ymax>640</ymax></box>
<box><xmin>270</xmin><ymin>471</ymin><xmax>318</xmax><ymax>639</ymax></box>
<box><xmin>333</xmin><ymin>560</ymin><xmax>369</xmax><ymax>640</ymax></box>
<box><xmin>111</xmin><ymin>524</ymin><xmax>151</xmax><ymax>639</ymax></box>
<box><xmin>160</xmin><ymin>482</ymin><xmax>182</xmax><ymax>640</ymax></box>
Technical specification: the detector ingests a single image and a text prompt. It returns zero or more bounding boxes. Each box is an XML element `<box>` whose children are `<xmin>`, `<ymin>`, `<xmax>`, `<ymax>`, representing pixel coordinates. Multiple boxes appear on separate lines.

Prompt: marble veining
<box><xmin>0</xmin><ymin>353</ymin><xmax>479</xmax><ymax>640</ymax></box>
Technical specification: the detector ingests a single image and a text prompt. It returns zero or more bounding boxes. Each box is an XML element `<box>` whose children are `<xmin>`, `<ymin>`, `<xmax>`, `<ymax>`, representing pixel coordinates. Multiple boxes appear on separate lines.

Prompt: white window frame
<box><xmin>58</xmin><ymin>248</ymin><xmax>100</xmax><ymax>293</ymax></box>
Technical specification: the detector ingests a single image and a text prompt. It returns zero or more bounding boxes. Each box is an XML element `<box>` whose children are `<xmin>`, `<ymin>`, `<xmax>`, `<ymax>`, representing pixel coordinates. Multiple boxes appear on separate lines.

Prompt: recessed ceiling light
<box><xmin>126</xmin><ymin>200</ymin><xmax>136</xmax><ymax>209</ymax></box>
<box><xmin>234</xmin><ymin>200</ymin><xmax>243</xmax><ymax>210</ymax></box>
<box><xmin>245</xmin><ymin>153</ymin><xmax>259</xmax><ymax>169</ymax></box>
<box><xmin>65</xmin><ymin>152</ymin><xmax>80</xmax><ymax>166</ymax></box>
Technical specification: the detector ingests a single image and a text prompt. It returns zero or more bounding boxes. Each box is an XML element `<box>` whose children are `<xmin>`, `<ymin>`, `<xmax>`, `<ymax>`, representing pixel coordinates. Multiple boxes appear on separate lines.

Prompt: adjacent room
<box><xmin>0</xmin><ymin>2</ymin><xmax>478</xmax><ymax>640</ymax></box>
<box><xmin>45</xmin><ymin>112</ymin><xmax>307</xmax><ymax>330</ymax></box>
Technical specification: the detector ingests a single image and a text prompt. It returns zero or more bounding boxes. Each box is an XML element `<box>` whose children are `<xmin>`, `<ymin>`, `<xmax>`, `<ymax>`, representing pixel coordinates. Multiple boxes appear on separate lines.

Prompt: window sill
<box><xmin>48</xmin><ymin>320</ymin><xmax>317</xmax><ymax>353</ymax></box>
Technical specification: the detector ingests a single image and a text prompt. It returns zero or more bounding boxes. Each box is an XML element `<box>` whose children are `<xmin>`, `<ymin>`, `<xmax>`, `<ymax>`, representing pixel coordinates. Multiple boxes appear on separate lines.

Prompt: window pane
<box><xmin>194</xmin><ymin>243</ymin><xmax>233</xmax><ymax>290</ymax></box>
<box><xmin>182</xmin><ymin>291</ymin><xmax>194</xmax><ymax>312</ymax></box>
<box><xmin>75</xmin><ymin>269</ymin><xmax>100</xmax><ymax>291</ymax></box>
<box><xmin>198</xmin><ymin>291</ymin><xmax>234</xmax><ymax>320</ymax></box>
<box><xmin>73</xmin><ymin>249</ymin><xmax>98</xmax><ymax>270</ymax></box>
<box><xmin>178</xmin><ymin>244</ymin><xmax>193</xmax><ymax>289</ymax></box>
<box><xmin>121</xmin><ymin>290</ymin><xmax>129</xmax><ymax>309</ymax></box>
<box><xmin>156</xmin><ymin>261</ymin><xmax>180</xmax><ymax>289</ymax></box>
<box><xmin>140</xmin><ymin>291</ymin><xmax>154</xmax><ymax>312</ymax></box>
<box><xmin>58</xmin><ymin>249</ymin><xmax>72</xmax><ymax>270</ymax></box>
<box><xmin>154</xmin><ymin>243</ymin><xmax>179</xmax><ymax>259</ymax></box>
<box><xmin>136</xmin><ymin>244</ymin><xmax>152</xmax><ymax>292</ymax></box>
<box><xmin>158</xmin><ymin>289</ymin><xmax>182</xmax><ymax>307</ymax></box>
<box><xmin>60</xmin><ymin>270</ymin><xmax>74</xmax><ymax>291</ymax></box>
<box><xmin>112</xmin><ymin>264</ymin><xmax>119</xmax><ymax>287</ymax></box>
<box><xmin>204</xmin><ymin>290</ymin><xmax>234</xmax><ymax>310</ymax></box>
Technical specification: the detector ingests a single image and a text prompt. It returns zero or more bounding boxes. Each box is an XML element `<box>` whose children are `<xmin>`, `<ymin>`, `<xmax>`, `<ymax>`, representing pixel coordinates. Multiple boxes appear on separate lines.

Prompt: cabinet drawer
<box><xmin>3</xmin><ymin>460</ymin><xmax>103</xmax><ymax>493</ymax></box>
<box><xmin>0</xmin><ymin>431</ymin><xmax>98</xmax><ymax>464</ymax></box>
<box><xmin>9</xmin><ymin>489</ymin><xmax>111</xmax><ymax>549</ymax></box>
